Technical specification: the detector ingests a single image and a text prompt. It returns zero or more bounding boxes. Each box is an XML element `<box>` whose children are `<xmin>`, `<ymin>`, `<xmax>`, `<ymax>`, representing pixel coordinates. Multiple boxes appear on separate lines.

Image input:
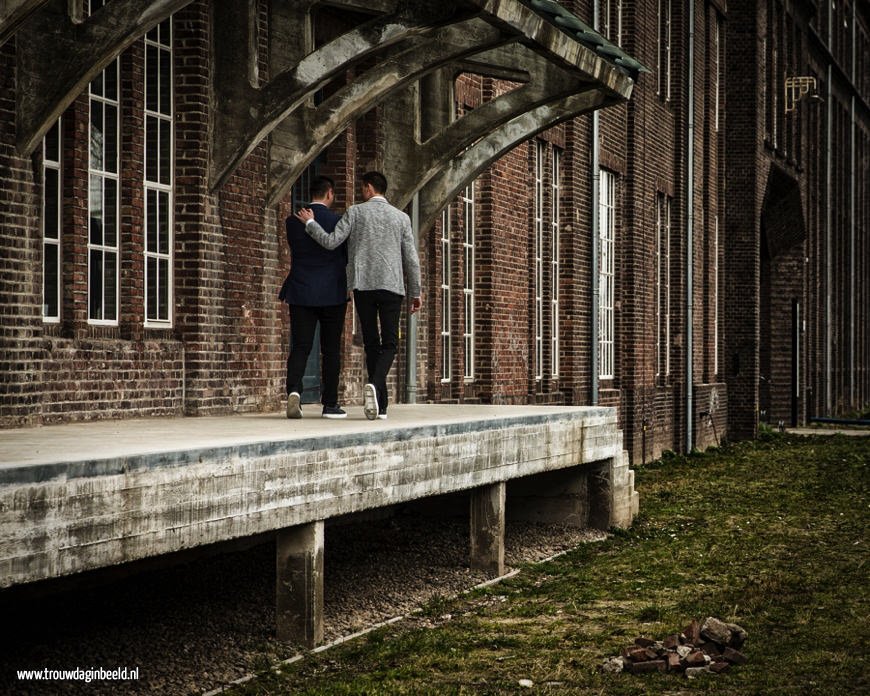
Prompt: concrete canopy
<box><xmin>0</xmin><ymin>0</ymin><xmax>46</xmax><ymax>47</ymax></box>
<box><xmin>15</xmin><ymin>0</ymin><xmax>194</xmax><ymax>154</ymax></box>
<box><xmin>217</xmin><ymin>0</ymin><xmax>635</xmax><ymax>203</ymax></box>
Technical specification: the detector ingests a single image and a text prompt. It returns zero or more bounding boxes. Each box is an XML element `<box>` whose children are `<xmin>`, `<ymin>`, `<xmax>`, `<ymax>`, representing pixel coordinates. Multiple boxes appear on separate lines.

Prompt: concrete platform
<box><xmin>0</xmin><ymin>404</ymin><xmax>638</xmax><ymax>646</ymax></box>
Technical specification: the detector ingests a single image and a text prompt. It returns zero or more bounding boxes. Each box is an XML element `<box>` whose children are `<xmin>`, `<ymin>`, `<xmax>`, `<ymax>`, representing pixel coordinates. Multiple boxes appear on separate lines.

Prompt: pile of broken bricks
<box><xmin>602</xmin><ymin>617</ymin><xmax>748</xmax><ymax>678</ymax></box>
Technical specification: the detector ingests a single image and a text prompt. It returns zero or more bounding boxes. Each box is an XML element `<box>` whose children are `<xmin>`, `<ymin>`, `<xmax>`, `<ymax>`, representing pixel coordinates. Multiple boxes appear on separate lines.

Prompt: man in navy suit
<box><xmin>279</xmin><ymin>175</ymin><xmax>348</xmax><ymax>419</ymax></box>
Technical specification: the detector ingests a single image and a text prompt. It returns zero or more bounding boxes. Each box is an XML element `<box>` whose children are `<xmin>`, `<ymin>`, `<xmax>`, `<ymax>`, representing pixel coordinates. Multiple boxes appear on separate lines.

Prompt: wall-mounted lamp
<box><xmin>784</xmin><ymin>76</ymin><xmax>823</xmax><ymax>113</ymax></box>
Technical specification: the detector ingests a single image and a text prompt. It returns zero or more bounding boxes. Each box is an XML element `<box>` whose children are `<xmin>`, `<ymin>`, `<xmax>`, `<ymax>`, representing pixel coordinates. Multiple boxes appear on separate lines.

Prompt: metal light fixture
<box><xmin>784</xmin><ymin>76</ymin><xmax>823</xmax><ymax>113</ymax></box>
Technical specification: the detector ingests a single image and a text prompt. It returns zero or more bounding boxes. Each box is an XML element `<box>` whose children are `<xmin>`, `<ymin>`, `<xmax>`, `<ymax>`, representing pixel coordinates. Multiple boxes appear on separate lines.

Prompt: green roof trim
<box><xmin>528</xmin><ymin>0</ymin><xmax>650</xmax><ymax>80</ymax></box>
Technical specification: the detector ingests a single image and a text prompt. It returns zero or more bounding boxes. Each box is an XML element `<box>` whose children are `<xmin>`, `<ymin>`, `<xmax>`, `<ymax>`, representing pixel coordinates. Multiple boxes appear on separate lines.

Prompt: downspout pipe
<box><xmin>685</xmin><ymin>0</ymin><xmax>695</xmax><ymax>452</ymax></box>
<box><xmin>590</xmin><ymin>0</ymin><xmax>600</xmax><ymax>406</ymax></box>
<box><xmin>405</xmin><ymin>192</ymin><xmax>419</xmax><ymax>403</ymax></box>
<box><xmin>849</xmin><ymin>0</ymin><xmax>856</xmax><ymax>409</ymax></box>
<box><xmin>824</xmin><ymin>0</ymin><xmax>833</xmax><ymax>413</ymax></box>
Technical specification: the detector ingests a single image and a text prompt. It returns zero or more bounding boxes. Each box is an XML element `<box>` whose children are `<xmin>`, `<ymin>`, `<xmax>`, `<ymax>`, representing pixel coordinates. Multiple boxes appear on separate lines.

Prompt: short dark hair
<box><xmin>362</xmin><ymin>171</ymin><xmax>387</xmax><ymax>195</ymax></box>
<box><xmin>309</xmin><ymin>175</ymin><xmax>335</xmax><ymax>200</ymax></box>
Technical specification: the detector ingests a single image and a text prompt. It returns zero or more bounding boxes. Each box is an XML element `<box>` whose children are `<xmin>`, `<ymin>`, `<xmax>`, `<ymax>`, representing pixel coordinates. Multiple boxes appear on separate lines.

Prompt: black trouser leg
<box><xmin>317</xmin><ymin>303</ymin><xmax>347</xmax><ymax>407</ymax></box>
<box><xmin>353</xmin><ymin>290</ymin><xmax>403</xmax><ymax>412</ymax></box>
<box><xmin>286</xmin><ymin>305</ymin><xmax>319</xmax><ymax>396</ymax></box>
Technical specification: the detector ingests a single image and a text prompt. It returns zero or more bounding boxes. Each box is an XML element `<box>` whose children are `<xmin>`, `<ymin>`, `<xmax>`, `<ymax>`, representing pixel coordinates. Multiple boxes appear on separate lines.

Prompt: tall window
<box><xmin>656</xmin><ymin>193</ymin><xmax>672</xmax><ymax>378</ymax></box>
<box><xmin>144</xmin><ymin>18</ymin><xmax>173</xmax><ymax>324</ymax></box>
<box><xmin>441</xmin><ymin>208</ymin><xmax>451</xmax><ymax>383</ymax></box>
<box><xmin>551</xmin><ymin>147</ymin><xmax>561</xmax><ymax>377</ymax></box>
<box><xmin>714</xmin><ymin>15</ymin><xmax>721</xmax><ymax>131</ymax></box>
<box><xmin>657</xmin><ymin>0</ymin><xmax>672</xmax><ymax>102</ymax></box>
<box><xmin>599</xmin><ymin>170</ymin><xmax>616</xmax><ymax>380</ymax></box>
<box><xmin>461</xmin><ymin>182</ymin><xmax>475</xmax><ymax>380</ymax></box>
<box><xmin>603</xmin><ymin>0</ymin><xmax>623</xmax><ymax>45</ymax></box>
<box><xmin>88</xmin><ymin>5</ymin><xmax>119</xmax><ymax>324</ymax></box>
<box><xmin>534</xmin><ymin>141</ymin><xmax>544</xmax><ymax>381</ymax></box>
<box><xmin>42</xmin><ymin>119</ymin><xmax>61</xmax><ymax>322</ymax></box>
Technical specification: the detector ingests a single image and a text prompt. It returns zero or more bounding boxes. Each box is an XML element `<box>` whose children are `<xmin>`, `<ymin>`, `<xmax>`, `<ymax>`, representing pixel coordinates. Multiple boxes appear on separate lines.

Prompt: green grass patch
<box><xmin>230</xmin><ymin>434</ymin><xmax>869</xmax><ymax>695</ymax></box>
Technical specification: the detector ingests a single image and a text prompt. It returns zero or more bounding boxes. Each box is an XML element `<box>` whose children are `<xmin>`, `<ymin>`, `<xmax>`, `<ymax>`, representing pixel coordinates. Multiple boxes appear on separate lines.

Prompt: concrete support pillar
<box><xmin>276</xmin><ymin>520</ymin><xmax>324</xmax><ymax>648</ymax></box>
<box><xmin>469</xmin><ymin>481</ymin><xmax>505</xmax><ymax>577</ymax></box>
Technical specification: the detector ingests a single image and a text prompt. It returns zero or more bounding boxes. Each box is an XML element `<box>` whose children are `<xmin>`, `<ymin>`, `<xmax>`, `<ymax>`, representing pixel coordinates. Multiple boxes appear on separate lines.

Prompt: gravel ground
<box><xmin>0</xmin><ymin>507</ymin><xmax>606</xmax><ymax>696</ymax></box>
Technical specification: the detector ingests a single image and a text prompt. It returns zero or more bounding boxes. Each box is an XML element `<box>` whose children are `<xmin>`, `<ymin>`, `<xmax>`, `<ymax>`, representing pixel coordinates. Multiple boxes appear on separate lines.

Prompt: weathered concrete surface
<box><xmin>276</xmin><ymin>520</ymin><xmax>324</xmax><ymax>647</ymax></box>
<box><xmin>0</xmin><ymin>404</ymin><xmax>638</xmax><ymax>589</ymax></box>
<box><xmin>470</xmin><ymin>481</ymin><xmax>506</xmax><ymax>577</ymax></box>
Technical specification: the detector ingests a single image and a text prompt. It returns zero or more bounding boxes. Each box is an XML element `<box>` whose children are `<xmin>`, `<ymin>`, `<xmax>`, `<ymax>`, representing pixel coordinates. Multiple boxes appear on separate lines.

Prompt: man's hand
<box><xmin>409</xmin><ymin>296</ymin><xmax>422</xmax><ymax>315</ymax></box>
<box><xmin>294</xmin><ymin>207</ymin><xmax>314</xmax><ymax>224</ymax></box>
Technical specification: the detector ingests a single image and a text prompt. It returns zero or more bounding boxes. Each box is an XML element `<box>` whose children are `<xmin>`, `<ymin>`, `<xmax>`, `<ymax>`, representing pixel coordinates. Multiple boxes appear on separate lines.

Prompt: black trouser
<box><xmin>286</xmin><ymin>303</ymin><xmax>346</xmax><ymax>406</ymax></box>
<box><xmin>353</xmin><ymin>289</ymin><xmax>404</xmax><ymax>413</ymax></box>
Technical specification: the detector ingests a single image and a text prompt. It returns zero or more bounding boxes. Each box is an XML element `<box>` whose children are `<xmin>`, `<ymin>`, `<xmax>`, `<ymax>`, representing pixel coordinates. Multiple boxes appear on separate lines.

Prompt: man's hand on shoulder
<box><xmin>294</xmin><ymin>208</ymin><xmax>314</xmax><ymax>224</ymax></box>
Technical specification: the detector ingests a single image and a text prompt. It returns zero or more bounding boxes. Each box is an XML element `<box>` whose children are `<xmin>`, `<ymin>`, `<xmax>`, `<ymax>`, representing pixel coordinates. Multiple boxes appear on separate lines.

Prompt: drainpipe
<box><xmin>685</xmin><ymin>0</ymin><xmax>695</xmax><ymax>452</ymax></box>
<box><xmin>825</xmin><ymin>69</ymin><xmax>832</xmax><ymax>413</ymax></box>
<box><xmin>849</xmin><ymin>1</ymin><xmax>856</xmax><ymax>409</ymax></box>
<box><xmin>590</xmin><ymin>0</ymin><xmax>600</xmax><ymax>406</ymax></box>
<box><xmin>824</xmin><ymin>0</ymin><xmax>833</xmax><ymax>413</ymax></box>
<box><xmin>405</xmin><ymin>192</ymin><xmax>419</xmax><ymax>403</ymax></box>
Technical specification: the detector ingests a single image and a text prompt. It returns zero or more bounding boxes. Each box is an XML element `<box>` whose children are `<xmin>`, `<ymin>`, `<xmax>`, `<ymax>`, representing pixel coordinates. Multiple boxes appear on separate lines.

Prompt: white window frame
<box><xmin>144</xmin><ymin>18</ymin><xmax>174</xmax><ymax>326</ymax></box>
<box><xmin>658</xmin><ymin>0</ymin><xmax>672</xmax><ymax>102</ymax></box>
<box><xmin>656</xmin><ymin>193</ymin><xmax>672</xmax><ymax>378</ymax></box>
<box><xmin>87</xmin><ymin>54</ymin><xmax>120</xmax><ymax>325</ymax></box>
<box><xmin>534</xmin><ymin>141</ymin><xmax>544</xmax><ymax>381</ymax></box>
<box><xmin>551</xmin><ymin>147</ymin><xmax>561</xmax><ymax>378</ymax></box>
<box><xmin>42</xmin><ymin>119</ymin><xmax>62</xmax><ymax>323</ymax></box>
<box><xmin>461</xmin><ymin>182</ymin><xmax>475</xmax><ymax>381</ymax></box>
<box><xmin>441</xmin><ymin>208</ymin><xmax>452</xmax><ymax>383</ymax></box>
<box><xmin>599</xmin><ymin>170</ymin><xmax>616</xmax><ymax>380</ymax></box>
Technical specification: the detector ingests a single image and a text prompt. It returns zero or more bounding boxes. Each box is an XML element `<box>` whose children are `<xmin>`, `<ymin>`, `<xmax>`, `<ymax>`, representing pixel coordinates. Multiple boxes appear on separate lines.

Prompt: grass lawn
<box><xmin>230</xmin><ymin>433</ymin><xmax>869</xmax><ymax>695</ymax></box>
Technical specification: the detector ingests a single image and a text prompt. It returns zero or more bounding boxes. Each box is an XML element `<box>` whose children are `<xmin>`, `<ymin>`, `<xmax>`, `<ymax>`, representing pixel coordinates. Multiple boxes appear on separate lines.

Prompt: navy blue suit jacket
<box><xmin>279</xmin><ymin>204</ymin><xmax>347</xmax><ymax>306</ymax></box>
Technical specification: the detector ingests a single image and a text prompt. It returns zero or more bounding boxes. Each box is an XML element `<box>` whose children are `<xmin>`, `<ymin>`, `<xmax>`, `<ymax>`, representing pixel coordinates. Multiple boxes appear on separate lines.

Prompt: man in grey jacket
<box><xmin>295</xmin><ymin>171</ymin><xmax>421</xmax><ymax>420</ymax></box>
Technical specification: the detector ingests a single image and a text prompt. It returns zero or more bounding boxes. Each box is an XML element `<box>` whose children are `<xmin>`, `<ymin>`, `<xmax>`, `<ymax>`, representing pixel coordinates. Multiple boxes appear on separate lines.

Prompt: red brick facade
<box><xmin>1</xmin><ymin>0</ymin><xmax>867</xmax><ymax>463</ymax></box>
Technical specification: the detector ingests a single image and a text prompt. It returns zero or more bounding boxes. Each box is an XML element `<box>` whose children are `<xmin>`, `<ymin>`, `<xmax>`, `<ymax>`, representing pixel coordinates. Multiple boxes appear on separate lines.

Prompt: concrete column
<box><xmin>470</xmin><ymin>482</ymin><xmax>506</xmax><ymax>577</ymax></box>
<box><xmin>276</xmin><ymin>520</ymin><xmax>324</xmax><ymax>648</ymax></box>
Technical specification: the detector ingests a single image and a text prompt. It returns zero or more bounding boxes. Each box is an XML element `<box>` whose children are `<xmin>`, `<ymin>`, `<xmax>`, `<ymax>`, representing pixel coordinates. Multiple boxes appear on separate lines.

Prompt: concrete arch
<box><xmin>16</xmin><ymin>0</ymin><xmax>193</xmax><ymax>154</ymax></box>
<box><xmin>210</xmin><ymin>0</ymin><xmax>464</xmax><ymax>190</ymax></box>
<box><xmin>0</xmin><ymin>0</ymin><xmax>47</xmax><ymax>47</ymax></box>
<box><xmin>266</xmin><ymin>17</ymin><xmax>508</xmax><ymax>206</ymax></box>
<box><xmin>413</xmin><ymin>88</ymin><xmax>616</xmax><ymax>232</ymax></box>
<box><xmin>384</xmin><ymin>45</ymin><xmax>603</xmax><ymax>209</ymax></box>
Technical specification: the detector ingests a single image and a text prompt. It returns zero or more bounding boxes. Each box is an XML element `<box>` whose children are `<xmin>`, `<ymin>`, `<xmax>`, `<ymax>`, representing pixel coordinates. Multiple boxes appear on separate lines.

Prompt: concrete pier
<box><xmin>0</xmin><ymin>404</ymin><xmax>638</xmax><ymax>645</ymax></box>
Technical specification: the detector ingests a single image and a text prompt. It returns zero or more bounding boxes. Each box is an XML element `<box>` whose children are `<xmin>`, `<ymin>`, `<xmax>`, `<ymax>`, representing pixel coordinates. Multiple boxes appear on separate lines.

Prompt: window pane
<box><xmin>91</xmin><ymin>69</ymin><xmax>103</xmax><ymax>97</ymax></box>
<box><xmin>159</xmin><ymin>19</ymin><xmax>171</xmax><ymax>43</ymax></box>
<box><xmin>45</xmin><ymin>121</ymin><xmax>60</xmax><ymax>162</ymax></box>
<box><xmin>43</xmin><ymin>244</ymin><xmax>59</xmax><ymax>317</ymax></box>
<box><xmin>89</xmin><ymin>249</ymin><xmax>103</xmax><ymax>319</ymax></box>
<box><xmin>158</xmin><ymin>257</ymin><xmax>169</xmax><ymax>319</ymax></box>
<box><xmin>146</xmin><ymin>255</ymin><xmax>157</xmax><ymax>320</ymax></box>
<box><xmin>147</xmin><ymin>25</ymin><xmax>159</xmax><ymax>43</ymax></box>
<box><xmin>90</xmin><ymin>101</ymin><xmax>104</xmax><ymax>171</ymax></box>
<box><xmin>158</xmin><ymin>190</ymin><xmax>170</xmax><ymax>253</ymax></box>
<box><xmin>89</xmin><ymin>176</ymin><xmax>103</xmax><ymax>244</ymax></box>
<box><xmin>159</xmin><ymin>120</ymin><xmax>171</xmax><ymax>185</ymax></box>
<box><xmin>146</xmin><ymin>189</ymin><xmax>158</xmax><ymax>253</ymax></box>
<box><xmin>103</xmin><ymin>178</ymin><xmax>117</xmax><ymax>247</ymax></box>
<box><xmin>146</xmin><ymin>44</ymin><xmax>159</xmax><ymax>112</ymax></box>
<box><xmin>104</xmin><ymin>252</ymin><xmax>117</xmax><ymax>321</ymax></box>
<box><xmin>146</xmin><ymin>115</ymin><xmax>159</xmax><ymax>182</ymax></box>
<box><xmin>104</xmin><ymin>104</ymin><xmax>118</xmax><ymax>173</ymax></box>
<box><xmin>104</xmin><ymin>63</ymin><xmax>118</xmax><ymax>102</ymax></box>
<box><xmin>159</xmin><ymin>49</ymin><xmax>171</xmax><ymax>116</ymax></box>
<box><xmin>44</xmin><ymin>169</ymin><xmax>59</xmax><ymax>239</ymax></box>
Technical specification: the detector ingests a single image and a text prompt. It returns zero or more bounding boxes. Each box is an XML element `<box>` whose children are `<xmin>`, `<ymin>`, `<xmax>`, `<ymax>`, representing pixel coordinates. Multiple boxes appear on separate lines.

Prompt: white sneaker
<box><xmin>363</xmin><ymin>383</ymin><xmax>378</xmax><ymax>421</ymax></box>
<box><xmin>377</xmin><ymin>412</ymin><xmax>388</xmax><ymax>420</ymax></box>
<box><xmin>286</xmin><ymin>391</ymin><xmax>302</xmax><ymax>419</ymax></box>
